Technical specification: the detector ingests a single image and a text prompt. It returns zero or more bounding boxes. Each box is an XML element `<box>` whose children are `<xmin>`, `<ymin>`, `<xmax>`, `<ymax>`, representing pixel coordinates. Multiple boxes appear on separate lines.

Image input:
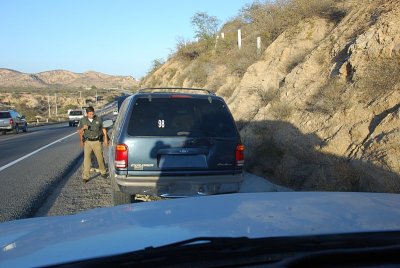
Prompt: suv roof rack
<box><xmin>137</xmin><ymin>87</ymin><xmax>215</xmax><ymax>95</ymax></box>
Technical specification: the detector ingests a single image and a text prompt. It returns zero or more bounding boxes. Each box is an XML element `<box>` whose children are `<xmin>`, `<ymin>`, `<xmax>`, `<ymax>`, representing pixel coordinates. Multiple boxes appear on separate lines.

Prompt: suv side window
<box><xmin>112</xmin><ymin>96</ymin><xmax>130</xmax><ymax>142</ymax></box>
<box><xmin>127</xmin><ymin>97</ymin><xmax>237</xmax><ymax>137</ymax></box>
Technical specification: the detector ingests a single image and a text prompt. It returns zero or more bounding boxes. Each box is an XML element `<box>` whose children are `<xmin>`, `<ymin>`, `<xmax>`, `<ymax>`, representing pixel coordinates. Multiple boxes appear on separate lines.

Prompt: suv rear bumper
<box><xmin>0</xmin><ymin>125</ymin><xmax>13</xmax><ymax>130</ymax></box>
<box><xmin>114</xmin><ymin>173</ymin><xmax>243</xmax><ymax>197</ymax></box>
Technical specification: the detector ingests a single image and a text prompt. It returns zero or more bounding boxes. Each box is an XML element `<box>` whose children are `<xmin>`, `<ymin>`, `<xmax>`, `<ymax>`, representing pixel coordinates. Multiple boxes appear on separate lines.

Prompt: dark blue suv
<box><xmin>108</xmin><ymin>88</ymin><xmax>244</xmax><ymax>204</ymax></box>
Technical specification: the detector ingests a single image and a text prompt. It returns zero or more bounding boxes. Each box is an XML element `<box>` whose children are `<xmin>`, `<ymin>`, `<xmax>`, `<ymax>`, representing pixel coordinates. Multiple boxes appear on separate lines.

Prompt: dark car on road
<box><xmin>108</xmin><ymin>88</ymin><xmax>244</xmax><ymax>204</ymax></box>
<box><xmin>0</xmin><ymin>109</ymin><xmax>28</xmax><ymax>135</ymax></box>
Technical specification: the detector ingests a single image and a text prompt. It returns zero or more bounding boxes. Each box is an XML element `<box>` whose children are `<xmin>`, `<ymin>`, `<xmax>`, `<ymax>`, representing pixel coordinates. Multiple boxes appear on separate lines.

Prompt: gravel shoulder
<box><xmin>36</xmin><ymin>154</ymin><xmax>291</xmax><ymax>218</ymax></box>
<box><xmin>35</xmin><ymin>155</ymin><xmax>112</xmax><ymax>217</ymax></box>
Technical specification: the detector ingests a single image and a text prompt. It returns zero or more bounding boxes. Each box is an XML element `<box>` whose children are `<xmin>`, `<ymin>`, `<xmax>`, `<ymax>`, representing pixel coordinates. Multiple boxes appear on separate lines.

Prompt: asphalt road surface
<box><xmin>0</xmin><ymin>123</ymin><xmax>83</xmax><ymax>222</ymax></box>
<box><xmin>1</xmin><ymin>115</ymin><xmax>291</xmax><ymax>222</ymax></box>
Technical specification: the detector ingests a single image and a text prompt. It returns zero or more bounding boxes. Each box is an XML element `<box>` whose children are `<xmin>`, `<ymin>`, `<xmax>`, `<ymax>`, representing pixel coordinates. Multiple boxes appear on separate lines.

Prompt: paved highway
<box><xmin>0</xmin><ymin>123</ymin><xmax>83</xmax><ymax>222</ymax></box>
<box><xmin>0</xmin><ymin>109</ymin><xmax>289</xmax><ymax>222</ymax></box>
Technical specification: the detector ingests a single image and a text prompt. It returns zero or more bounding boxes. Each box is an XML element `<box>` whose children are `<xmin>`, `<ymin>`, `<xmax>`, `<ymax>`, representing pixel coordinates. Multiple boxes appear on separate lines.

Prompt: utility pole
<box><xmin>55</xmin><ymin>93</ymin><xmax>58</xmax><ymax>117</ymax></box>
<box><xmin>238</xmin><ymin>29</ymin><xmax>242</xmax><ymax>50</ymax></box>
<box><xmin>79</xmin><ymin>91</ymin><xmax>82</xmax><ymax>109</ymax></box>
<box><xmin>257</xmin><ymin>36</ymin><xmax>261</xmax><ymax>55</ymax></box>
<box><xmin>48</xmin><ymin>94</ymin><xmax>51</xmax><ymax>117</ymax></box>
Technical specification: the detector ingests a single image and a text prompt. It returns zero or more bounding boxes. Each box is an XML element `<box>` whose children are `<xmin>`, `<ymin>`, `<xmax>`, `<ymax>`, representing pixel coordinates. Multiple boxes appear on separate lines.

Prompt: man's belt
<box><xmin>86</xmin><ymin>137</ymin><xmax>99</xmax><ymax>141</ymax></box>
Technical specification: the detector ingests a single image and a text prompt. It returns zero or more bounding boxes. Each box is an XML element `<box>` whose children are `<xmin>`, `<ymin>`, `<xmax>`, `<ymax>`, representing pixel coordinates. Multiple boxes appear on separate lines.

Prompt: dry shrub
<box><xmin>250</xmin><ymin>85</ymin><xmax>279</xmax><ymax>106</ymax></box>
<box><xmin>307</xmin><ymin>78</ymin><xmax>350</xmax><ymax>116</ymax></box>
<box><xmin>223</xmin><ymin>43</ymin><xmax>261</xmax><ymax>77</ymax></box>
<box><xmin>208</xmin><ymin>76</ymin><xmax>226</xmax><ymax>93</ymax></box>
<box><xmin>166</xmin><ymin>68</ymin><xmax>178</xmax><ymax>80</ymax></box>
<box><xmin>286</xmin><ymin>52</ymin><xmax>307</xmax><ymax>72</ymax></box>
<box><xmin>218</xmin><ymin>86</ymin><xmax>235</xmax><ymax>98</ymax></box>
<box><xmin>175</xmin><ymin>40</ymin><xmax>207</xmax><ymax>61</ymax></box>
<box><xmin>186</xmin><ymin>63</ymin><xmax>208</xmax><ymax>87</ymax></box>
<box><xmin>355</xmin><ymin>57</ymin><xmax>400</xmax><ymax>104</ymax></box>
<box><xmin>270</xmin><ymin>101</ymin><xmax>293</xmax><ymax>119</ymax></box>
<box><xmin>244</xmin><ymin>123</ymin><xmax>285</xmax><ymax>179</ymax></box>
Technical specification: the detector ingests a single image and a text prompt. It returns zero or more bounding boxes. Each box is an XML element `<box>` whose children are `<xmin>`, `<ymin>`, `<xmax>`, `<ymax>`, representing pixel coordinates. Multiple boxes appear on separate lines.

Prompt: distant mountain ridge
<box><xmin>0</xmin><ymin>68</ymin><xmax>138</xmax><ymax>89</ymax></box>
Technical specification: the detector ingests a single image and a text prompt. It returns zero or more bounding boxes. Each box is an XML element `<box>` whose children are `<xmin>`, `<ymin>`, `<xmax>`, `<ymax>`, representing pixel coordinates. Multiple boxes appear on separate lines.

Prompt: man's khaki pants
<box><xmin>83</xmin><ymin>140</ymin><xmax>106</xmax><ymax>180</ymax></box>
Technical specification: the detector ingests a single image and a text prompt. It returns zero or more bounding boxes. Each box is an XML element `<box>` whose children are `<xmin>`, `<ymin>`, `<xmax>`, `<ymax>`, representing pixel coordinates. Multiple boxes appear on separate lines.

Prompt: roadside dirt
<box><xmin>35</xmin><ymin>155</ymin><xmax>112</xmax><ymax>217</ymax></box>
<box><xmin>35</xmin><ymin>151</ymin><xmax>291</xmax><ymax>218</ymax></box>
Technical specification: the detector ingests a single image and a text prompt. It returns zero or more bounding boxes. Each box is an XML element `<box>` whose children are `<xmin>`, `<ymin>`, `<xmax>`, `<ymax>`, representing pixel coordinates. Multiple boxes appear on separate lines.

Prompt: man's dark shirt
<box><xmin>79</xmin><ymin>115</ymin><xmax>103</xmax><ymax>140</ymax></box>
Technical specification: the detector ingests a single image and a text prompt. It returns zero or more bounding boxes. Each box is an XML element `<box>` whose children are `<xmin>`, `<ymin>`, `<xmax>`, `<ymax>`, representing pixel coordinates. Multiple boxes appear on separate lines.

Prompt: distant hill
<box><xmin>0</xmin><ymin>68</ymin><xmax>139</xmax><ymax>89</ymax></box>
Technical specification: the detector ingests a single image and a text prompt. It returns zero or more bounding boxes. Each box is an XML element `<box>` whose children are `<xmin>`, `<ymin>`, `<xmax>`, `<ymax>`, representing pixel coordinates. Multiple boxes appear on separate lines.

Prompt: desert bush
<box><xmin>174</xmin><ymin>74</ymin><xmax>185</xmax><ymax>87</ymax></box>
<box><xmin>355</xmin><ymin>57</ymin><xmax>400</xmax><ymax>104</ymax></box>
<box><xmin>218</xmin><ymin>86</ymin><xmax>235</xmax><ymax>98</ymax></box>
<box><xmin>270</xmin><ymin>101</ymin><xmax>294</xmax><ymax>119</ymax></box>
<box><xmin>249</xmin><ymin>137</ymin><xmax>285</xmax><ymax>177</ymax></box>
<box><xmin>208</xmin><ymin>76</ymin><xmax>226</xmax><ymax>92</ymax></box>
<box><xmin>188</xmin><ymin>65</ymin><xmax>208</xmax><ymax>87</ymax></box>
<box><xmin>175</xmin><ymin>40</ymin><xmax>209</xmax><ymax>61</ymax></box>
<box><xmin>286</xmin><ymin>52</ymin><xmax>307</xmax><ymax>72</ymax></box>
<box><xmin>224</xmin><ymin>44</ymin><xmax>261</xmax><ymax>77</ymax></box>
<box><xmin>183</xmin><ymin>59</ymin><xmax>212</xmax><ymax>87</ymax></box>
<box><xmin>147</xmin><ymin>58</ymin><xmax>165</xmax><ymax>75</ymax></box>
<box><xmin>166</xmin><ymin>68</ymin><xmax>178</xmax><ymax>80</ymax></box>
<box><xmin>106</xmin><ymin>95</ymin><xmax>116</xmax><ymax>103</ymax></box>
<box><xmin>250</xmin><ymin>85</ymin><xmax>279</xmax><ymax>106</ymax></box>
<box><xmin>308</xmin><ymin>78</ymin><xmax>351</xmax><ymax>116</ymax></box>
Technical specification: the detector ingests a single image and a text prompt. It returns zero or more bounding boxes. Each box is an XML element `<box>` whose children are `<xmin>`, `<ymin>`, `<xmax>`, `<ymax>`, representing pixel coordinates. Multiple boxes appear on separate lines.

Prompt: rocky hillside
<box><xmin>0</xmin><ymin>68</ymin><xmax>138</xmax><ymax>89</ymax></box>
<box><xmin>141</xmin><ymin>0</ymin><xmax>400</xmax><ymax>193</ymax></box>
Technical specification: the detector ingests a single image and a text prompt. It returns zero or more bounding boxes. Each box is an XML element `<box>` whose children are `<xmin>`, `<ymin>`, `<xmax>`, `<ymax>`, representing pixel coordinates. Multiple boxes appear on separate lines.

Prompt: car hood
<box><xmin>1</xmin><ymin>192</ymin><xmax>400</xmax><ymax>267</ymax></box>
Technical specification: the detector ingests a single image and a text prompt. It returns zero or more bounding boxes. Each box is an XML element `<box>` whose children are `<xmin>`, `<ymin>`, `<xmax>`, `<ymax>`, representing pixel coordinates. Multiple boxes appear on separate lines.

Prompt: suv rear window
<box><xmin>0</xmin><ymin>112</ymin><xmax>11</xmax><ymax>119</ymax></box>
<box><xmin>127</xmin><ymin>97</ymin><xmax>237</xmax><ymax>137</ymax></box>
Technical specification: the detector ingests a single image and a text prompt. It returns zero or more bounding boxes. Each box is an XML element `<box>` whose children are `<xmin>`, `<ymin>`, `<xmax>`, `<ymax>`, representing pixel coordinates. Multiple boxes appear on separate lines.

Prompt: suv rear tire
<box><xmin>111</xmin><ymin>178</ymin><xmax>136</xmax><ymax>205</ymax></box>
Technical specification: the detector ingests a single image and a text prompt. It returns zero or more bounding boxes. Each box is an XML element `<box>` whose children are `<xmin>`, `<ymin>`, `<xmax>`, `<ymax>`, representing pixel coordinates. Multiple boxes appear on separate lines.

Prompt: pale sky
<box><xmin>0</xmin><ymin>0</ymin><xmax>255</xmax><ymax>79</ymax></box>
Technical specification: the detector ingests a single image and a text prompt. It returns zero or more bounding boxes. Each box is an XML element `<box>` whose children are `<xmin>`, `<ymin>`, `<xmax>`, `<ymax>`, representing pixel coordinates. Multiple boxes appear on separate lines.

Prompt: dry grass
<box><xmin>250</xmin><ymin>85</ymin><xmax>279</xmax><ymax>106</ymax></box>
<box><xmin>270</xmin><ymin>101</ymin><xmax>294</xmax><ymax>119</ymax></box>
<box><xmin>355</xmin><ymin>57</ymin><xmax>400</xmax><ymax>104</ymax></box>
<box><xmin>307</xmin><ymin>78</ymin><xmax>351</xmax><ymax>116</ymax></box>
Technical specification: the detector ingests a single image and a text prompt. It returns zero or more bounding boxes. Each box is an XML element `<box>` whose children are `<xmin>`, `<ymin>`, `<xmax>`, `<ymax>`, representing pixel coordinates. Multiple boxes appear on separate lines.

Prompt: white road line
<box><xmin>0</xmin><ymin>132</ymin><xmax>78</xmax><ymax>172</ymax></box>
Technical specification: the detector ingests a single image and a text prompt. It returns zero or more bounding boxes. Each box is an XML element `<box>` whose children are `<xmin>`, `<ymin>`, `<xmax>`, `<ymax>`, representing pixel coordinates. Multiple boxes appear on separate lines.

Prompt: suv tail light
<box><xmin>115</xmin><ymin>144</ymin><xmax>128</xmax><ymax>168</ymax></box>
<box><xmin>235</xmin><ymin>144</ymin><xmax>245</xmax><ymax>166</ymax></box>
<box><xmin>9</xmin><ymin>118</ymin><xmax>13</xmax><ymax>125</ymax></box>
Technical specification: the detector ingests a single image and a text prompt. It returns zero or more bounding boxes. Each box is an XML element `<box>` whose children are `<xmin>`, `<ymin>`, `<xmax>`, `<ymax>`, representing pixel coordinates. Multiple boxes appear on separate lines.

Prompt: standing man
<box><xmin>78</xmin><ymin>106</ymin><xmax>108</xmax><ymax>182</ymax></box>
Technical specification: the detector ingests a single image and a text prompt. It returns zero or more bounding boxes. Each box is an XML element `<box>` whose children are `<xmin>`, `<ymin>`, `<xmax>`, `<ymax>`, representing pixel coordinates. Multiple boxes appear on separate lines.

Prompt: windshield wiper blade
<box><xmin>151</xmin><ymin>236</ymin><xmax>251</xmax><ymax>250</ymax></box>
<box><xmin>49</xmin><ymin>232</ymin><xmax>400</xmax><ymax>268</ymax></box>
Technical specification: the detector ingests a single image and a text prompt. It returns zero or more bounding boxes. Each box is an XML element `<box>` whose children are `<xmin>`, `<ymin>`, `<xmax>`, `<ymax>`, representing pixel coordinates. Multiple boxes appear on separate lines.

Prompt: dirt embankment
<box><xmin>141</xmin><ymin>0</ymin><xmax>400</xmax><ymax>192</ymax></box>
